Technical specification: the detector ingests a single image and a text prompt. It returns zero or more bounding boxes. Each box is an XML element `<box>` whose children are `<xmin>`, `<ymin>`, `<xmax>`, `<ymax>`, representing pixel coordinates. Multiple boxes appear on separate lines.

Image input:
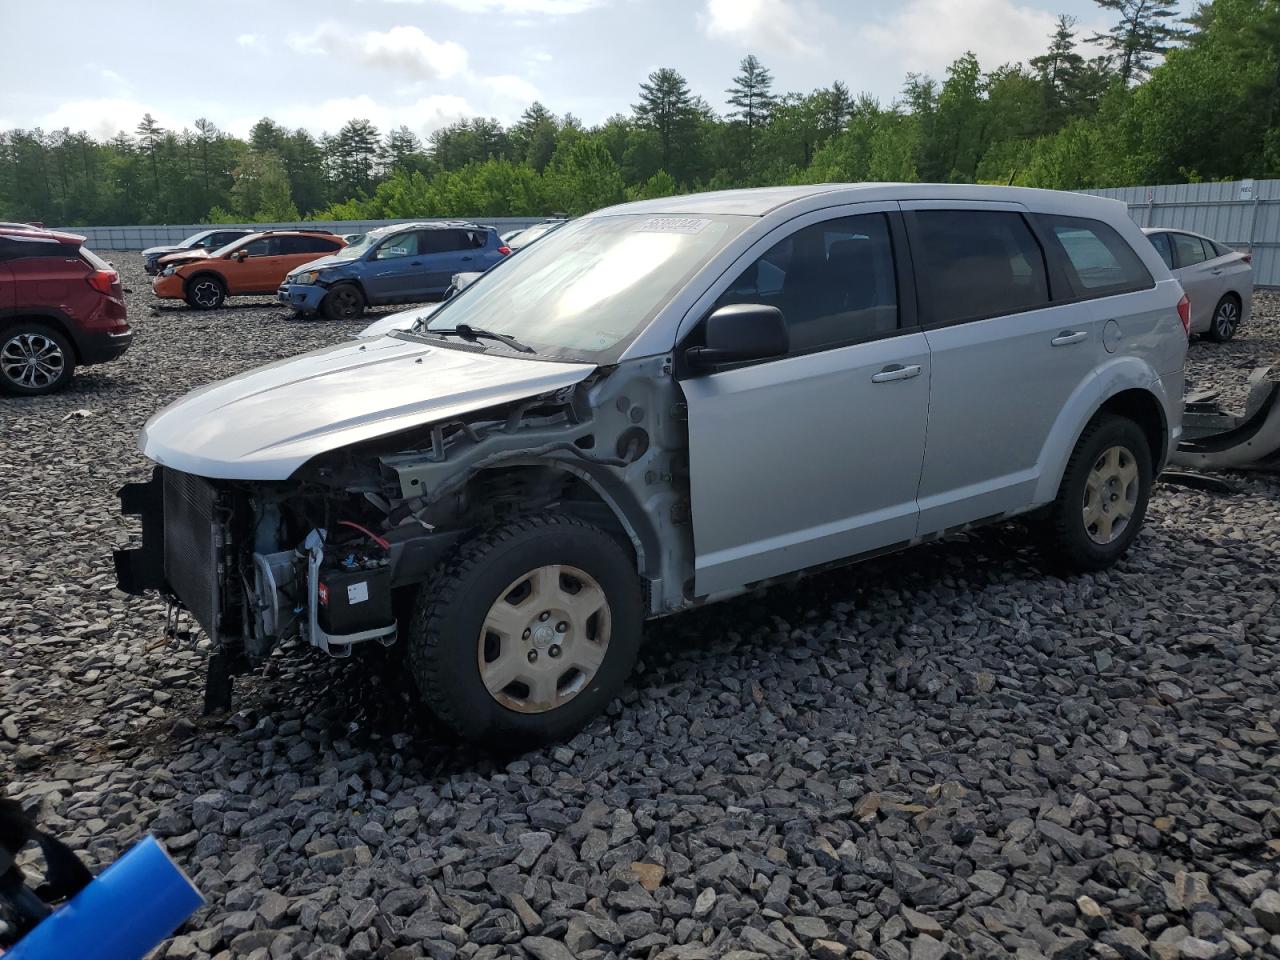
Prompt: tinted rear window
<box><xmin>420</xmin><ymin>230</ymin><xmax>469</xmax><ymax>254</ymax></box>
<box><xmin>907</xmin><ymin>210</ymin><xmax>1049</xmax><ymax>325</ymax></box>
<box><xmin>0</xmin><ymin>235</ymin><xmax>75</xmax><ymax>261</ymax></box>
<box><xmin>1148</xmin><ymin>232</ymin><xmax>1174</xmax><ymax>270</ymax></box>
<box><xmin>1040</xmin><ymin>215</ymin><xmax>1153</xmax><ymax>298</ymax></box>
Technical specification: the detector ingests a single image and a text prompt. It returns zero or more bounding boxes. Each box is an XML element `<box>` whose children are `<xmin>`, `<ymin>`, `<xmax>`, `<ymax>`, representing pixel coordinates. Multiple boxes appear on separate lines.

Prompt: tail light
<box><xmin>1242</xmin><ymin>253</ymin><xmax>1252</xmax><ymax>264</ymax></box>
<box><xmin>497</xmin><ymin>246</ymin><xmax>511</xmax><ymax>256</ymax></box>
<box><xmin>1177</xmin><ymin>294</ymin><xmax>1191</xmax><ymax>336</ymax></box>
<box><xmin>86</xmin><ymin>269</ymin><xmax>119</xmax><ymax>296</ymax></box>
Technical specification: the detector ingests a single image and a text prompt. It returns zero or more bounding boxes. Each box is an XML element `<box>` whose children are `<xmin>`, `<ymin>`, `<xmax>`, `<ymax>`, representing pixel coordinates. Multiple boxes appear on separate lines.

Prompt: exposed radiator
<box><xmin>162</xmin><ymin>468</ymin><xmax>222</xmax><ymax>639</ymax></box>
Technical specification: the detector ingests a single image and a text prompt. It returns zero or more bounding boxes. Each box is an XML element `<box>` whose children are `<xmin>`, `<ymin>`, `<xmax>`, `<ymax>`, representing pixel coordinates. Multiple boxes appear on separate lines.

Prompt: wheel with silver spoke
<box><xmin>1082</xmin><ymin>445</ymin><xmax>1139</xmax><ymax>545</ymax></box>
<box><xmin>0</xmin><ymin>324</ymin><xmax>75</xmax><ymax>396</ymax></box>
<box><xmin>1206</xmin><ymin>295</ymin><xmax>1240</xmax><ymax>342</ymax></box>
<box><xmin>1039</xmin><ymin>414</ymin><xmax>1152</xmax><ymax>572</ymax></box>
<box><xmin>478</xmin><ymin>564</ymin><xmax>611</xmax><ymax>714</ymax></box>
<box><xmin>408</xmin><ymin>514</ymin><xmax>642</xmax><ymax>743</ymax></box>
<box><xmin>184</xmin><ymin>275</ymin><xmax>225</xmax><ymax>310</ymax></box>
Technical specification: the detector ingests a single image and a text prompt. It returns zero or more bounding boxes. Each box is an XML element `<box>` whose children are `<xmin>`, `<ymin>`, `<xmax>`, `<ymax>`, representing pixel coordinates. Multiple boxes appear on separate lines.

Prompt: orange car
<box><xmin>152</xmin><ymin>230</ymin><xmax>347</xmax><ymax>309</ymax></box>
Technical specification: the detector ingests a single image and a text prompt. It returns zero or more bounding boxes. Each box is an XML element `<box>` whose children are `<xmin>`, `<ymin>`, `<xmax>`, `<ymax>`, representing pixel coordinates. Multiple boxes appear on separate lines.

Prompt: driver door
<box><xmin>679</xmin><ymin>206</ymin><xmax>931</xmax><ymax>597</ymax></box>
<box><xmin>234</xmin><ymin>236</ymin><xmax>285</xmax><ymax>293</ymax></box>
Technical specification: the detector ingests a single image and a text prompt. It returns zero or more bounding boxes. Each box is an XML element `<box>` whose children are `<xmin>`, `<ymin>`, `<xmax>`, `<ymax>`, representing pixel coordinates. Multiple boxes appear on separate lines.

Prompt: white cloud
<box><xmin>862</xmin><ymin>0</ymin><xmax>1106</xmax><ymax>77</ymax></box>
<box><xmin>38</xmin><ymin>99</ymin><xmax>183</xmax><ymax>140</ymax></box>
<box><xmin>364</xmin><ymin>0</ymin><xmax>603</xmax><ymax>11</ymax></box>
<box><xmin>289</xmin><ymin>24</ymin><xmax>469</xmax><ymax>80</ymax></box>
<box><xmin>236</xmin><ymin>33</ymin><xmax>264</xmax><ymax>48</ymax></box>
<box><xmin>702</xmin><ymin>0</ymin><xmax>816</xmax><ymax>56</ymax></box>
<box><xmin>480</xmin><ymin>74</ymin><xmax>542</xmax><ymax>107</ymax></box>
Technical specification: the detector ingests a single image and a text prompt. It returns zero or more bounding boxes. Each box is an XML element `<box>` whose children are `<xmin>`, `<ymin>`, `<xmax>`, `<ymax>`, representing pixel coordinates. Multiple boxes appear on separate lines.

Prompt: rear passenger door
<box><xmin>904</xmin><ymin>202</ymin><xmax>1104</xmax><ymax>534</ymax></box>
<box><xmin>419</xmin><ymin>229</ymin><xmax>480</xmax><ymax>295</ymax></box>
<box><xmin>680</xmin><ymin>206</ymin><xmax>931</xmax><ymax>596</ymax></box>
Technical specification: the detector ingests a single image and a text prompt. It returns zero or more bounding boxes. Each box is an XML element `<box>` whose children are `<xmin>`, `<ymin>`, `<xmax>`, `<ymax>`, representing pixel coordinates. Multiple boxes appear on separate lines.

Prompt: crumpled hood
<box><xmin>157</xmin><ymin>248</ymin><xmax>210</xmax><ymax>268</ymax></box>
<box><xmin>287</xmin><ymin>253</ymin><xmax>348</xmax><ymax>277</ymax></box>
<box><xmin>140</xmin><ymin>336</ymin><xmax>595</xmax><ymax>480</ymax></box>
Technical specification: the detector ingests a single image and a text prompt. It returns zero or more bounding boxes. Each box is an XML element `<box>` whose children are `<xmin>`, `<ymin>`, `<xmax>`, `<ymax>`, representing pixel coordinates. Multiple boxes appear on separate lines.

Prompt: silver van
<box><xmin>115</xmin><ymin>184</ymin><xmax>1188</xmax><ymax>743</ymax></box>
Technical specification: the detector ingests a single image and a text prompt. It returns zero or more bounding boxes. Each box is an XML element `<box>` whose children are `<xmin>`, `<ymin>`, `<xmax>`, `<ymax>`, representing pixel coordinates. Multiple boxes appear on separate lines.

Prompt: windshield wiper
<box><xmin>419</xmin><ymin>323</ymin><xmax>534</xmax><ymax>353</ymax></box>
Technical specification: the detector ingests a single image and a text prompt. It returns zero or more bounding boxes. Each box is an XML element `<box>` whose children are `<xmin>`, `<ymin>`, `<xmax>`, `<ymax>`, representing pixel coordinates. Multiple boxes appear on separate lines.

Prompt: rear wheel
<box><xmin>1039</xmin><ymin>414</ymin><xmax>1152</xmax><ymax>572</ymax></box>
<box><xmin>0</xmin><ymin>323</ymin><xmax>75</xmax><ymax>396</ymax></box>
<box><xmin>407</xmin><ymin>514</ymin><xmax>642</xmax><ymax>744</ymax></box>
<box><xmin>322</xmin><ymin>284</ymin><xmax>365</xmax><ymax>321</ymax></box>
<box><xmin>185</xmin><ymin>275</ymin><xmax>225</xmax><ymax>310</ymax></box>
<box><xmin>1205</xmin><ymin>294</ymin><xmax>1241</xmax><ymax>342</ymax></box>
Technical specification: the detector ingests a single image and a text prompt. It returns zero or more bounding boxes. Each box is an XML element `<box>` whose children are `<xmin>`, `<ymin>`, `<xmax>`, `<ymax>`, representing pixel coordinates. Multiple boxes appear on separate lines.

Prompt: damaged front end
<box><xmin>114</xmin><ymin>360</ymin><xmax>687</xmax><ymax>713</ymax></box>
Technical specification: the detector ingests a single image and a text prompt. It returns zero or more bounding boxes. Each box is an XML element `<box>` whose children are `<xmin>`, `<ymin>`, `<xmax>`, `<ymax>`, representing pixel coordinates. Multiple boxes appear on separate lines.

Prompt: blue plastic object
<box><xmin>7</xmin><ymin>835</ymin><xmax>204</xmax><ymax>960</ymax></box>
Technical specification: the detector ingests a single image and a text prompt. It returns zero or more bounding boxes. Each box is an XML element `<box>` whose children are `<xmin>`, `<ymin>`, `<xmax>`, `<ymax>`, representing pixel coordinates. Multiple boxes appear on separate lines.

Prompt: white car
<box><xmin>1143</xmin><ymin>227</ymin><xmax>1252</xmax><ymax>341</ymax></box>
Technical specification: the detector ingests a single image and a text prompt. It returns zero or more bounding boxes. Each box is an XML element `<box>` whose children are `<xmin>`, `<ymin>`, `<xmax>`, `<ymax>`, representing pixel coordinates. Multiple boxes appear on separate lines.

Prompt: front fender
<box><xmin>1031</xmin><ymin>356</ymin><xmax>1169</xmax><ymax>505</ymax></box>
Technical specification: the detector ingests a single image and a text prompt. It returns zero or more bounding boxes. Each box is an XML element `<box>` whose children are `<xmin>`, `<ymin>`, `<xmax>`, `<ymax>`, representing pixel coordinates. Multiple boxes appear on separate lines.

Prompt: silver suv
<box><xmin>115</xmin><ymin>184</ymin><xmax>1188</xmax><ymax>743</ymax></box>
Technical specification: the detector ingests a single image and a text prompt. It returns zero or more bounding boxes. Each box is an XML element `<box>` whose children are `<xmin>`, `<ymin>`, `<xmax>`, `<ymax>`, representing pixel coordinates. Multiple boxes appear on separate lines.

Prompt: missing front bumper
<box><xmin>113</xmin><ymin>466</ymin><xmax>166</xmax><ymax>595</ymax></box>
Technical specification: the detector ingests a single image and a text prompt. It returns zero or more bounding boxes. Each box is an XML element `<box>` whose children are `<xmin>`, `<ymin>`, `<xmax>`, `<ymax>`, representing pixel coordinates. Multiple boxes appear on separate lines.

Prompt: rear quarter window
<box><xmin>1039</xmin><ymin>215</ymin><xmax>1153</xmax><ymax>299</ymax></box>
<box><xmin>906</xmin><ymin>209</ymin><xmax>1050</xmax><ymax>326</ymax></box>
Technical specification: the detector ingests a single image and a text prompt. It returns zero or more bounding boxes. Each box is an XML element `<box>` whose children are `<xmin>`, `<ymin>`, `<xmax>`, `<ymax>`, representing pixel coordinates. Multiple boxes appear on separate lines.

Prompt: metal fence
<box><xmin>1080</xmin><ymin>178</ymin><xmax>1279</xmax><ymax>287</ymax></box>
<box><xmin>50</xmin><ymin>217</ymin><xmax>547</xmax><ymax>251</ymax></box>
<box><xmin>53</xmin><ymin>178</ymin><xmax>1280</xmax><ymax>286</ymax></box>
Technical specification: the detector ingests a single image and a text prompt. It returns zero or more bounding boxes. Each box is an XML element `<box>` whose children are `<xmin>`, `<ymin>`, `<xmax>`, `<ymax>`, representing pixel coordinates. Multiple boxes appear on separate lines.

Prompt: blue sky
<box><xmin>1</xmin><ymin>0</ymin><xmax>1189</xmax><ymax>141</ymax></box>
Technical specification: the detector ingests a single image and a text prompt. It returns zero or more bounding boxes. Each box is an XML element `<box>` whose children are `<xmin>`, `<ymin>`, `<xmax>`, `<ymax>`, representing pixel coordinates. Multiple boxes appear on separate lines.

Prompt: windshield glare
<box><xmin>419</xmin><ymin>214</ymin><xmax>748</xmax><ymax>361</ymax></box>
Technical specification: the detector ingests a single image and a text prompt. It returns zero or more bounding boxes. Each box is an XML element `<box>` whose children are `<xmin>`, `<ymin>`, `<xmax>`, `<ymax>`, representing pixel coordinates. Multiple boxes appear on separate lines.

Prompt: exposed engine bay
<box><xmin>114</xmin><ymin>359</ymin><xmax>691</xmax><ymax>709</ymax></box>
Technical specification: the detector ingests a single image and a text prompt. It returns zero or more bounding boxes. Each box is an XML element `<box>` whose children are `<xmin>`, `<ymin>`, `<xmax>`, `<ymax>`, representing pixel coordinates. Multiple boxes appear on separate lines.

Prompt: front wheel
<box><xmin>0</xmin><ymin>324</ymin><xmax>75</xmax><ymax>396</ymax></box>
<box><xmin>1038</xmin><ymin>414</ymin><xmax>1152</xmax><ymax>572</ymax></box>
<box><xmin>321</xmin><ymin>284</ymin><xmax>365</xmax><ymax>321</ymax></box>
<box><xmin>1205</xmin><ymin>295</ymin><xmax>1241</xmax><ymax>342</ymax></box>
<box><xmin>184</xmin><ymin>275</ymin><xmax>225</xmax><ymax>310</ymax></box>
<box><xmin>407</xmin><ymin>514</ymin><xmax>642</xmax><ymax>744</ymax></box>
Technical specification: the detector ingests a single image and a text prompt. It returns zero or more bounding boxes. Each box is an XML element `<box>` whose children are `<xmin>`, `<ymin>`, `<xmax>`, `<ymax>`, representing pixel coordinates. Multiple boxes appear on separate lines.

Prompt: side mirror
<box><xmin>685</xmin><ymin>303</ymin><xmax>788</xmax><ymax>369</ymax></box>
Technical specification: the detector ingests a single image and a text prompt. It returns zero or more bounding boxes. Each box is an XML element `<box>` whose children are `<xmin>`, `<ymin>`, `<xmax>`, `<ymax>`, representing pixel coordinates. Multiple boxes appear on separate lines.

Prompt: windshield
<box><xmin>334</xmin><ymin>233</ymin><xmax>379</xmax><ymax>260</ymax></box>
<box><xmin>209</xmin><ymin>235</ymin><xmax>252</xmax><ymax>257</ymax></box>
<box><xmin>182</xmin><ymin>230</ymin><xmax>215</xmax><ymax>249</ymax></box>
<box><xmin>416</xmin><ymin>213</ymin><xmax>750</xmax><ymax>362</ymax></box>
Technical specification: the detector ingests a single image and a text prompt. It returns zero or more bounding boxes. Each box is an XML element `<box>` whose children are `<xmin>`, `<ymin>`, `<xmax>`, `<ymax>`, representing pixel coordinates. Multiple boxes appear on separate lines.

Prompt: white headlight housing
<box><xmin>162</xmin><ymin>265</ymin><xmax>176</xmax><ymax>276</ymax></box>
<box><xmin>294</xmin><ymin>271</ymin><xmax>320</xmax><ymax>285</ymax></box>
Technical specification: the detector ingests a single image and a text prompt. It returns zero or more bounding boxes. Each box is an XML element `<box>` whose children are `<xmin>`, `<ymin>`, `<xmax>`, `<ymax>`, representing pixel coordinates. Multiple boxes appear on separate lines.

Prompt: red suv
<box><xmin>0</xmin><ymin>227</ymin><xmax>131</xmax><ymax>396</ymax></box>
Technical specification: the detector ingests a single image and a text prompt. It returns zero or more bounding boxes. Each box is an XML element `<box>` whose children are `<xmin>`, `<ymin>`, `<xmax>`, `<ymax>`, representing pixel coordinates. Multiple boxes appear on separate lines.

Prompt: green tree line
<box><xmin>2</xmin><ymin>0</ymin><xmax>1276</xmax><ymax>227</ymax></box>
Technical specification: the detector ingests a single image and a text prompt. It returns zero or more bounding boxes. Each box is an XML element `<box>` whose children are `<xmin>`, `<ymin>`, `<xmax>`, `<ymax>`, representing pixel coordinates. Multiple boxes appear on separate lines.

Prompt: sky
<box><xmin>0</xmin><ymin>0</ymin><xmax>1184</xmax><ymax>142</ymax></box>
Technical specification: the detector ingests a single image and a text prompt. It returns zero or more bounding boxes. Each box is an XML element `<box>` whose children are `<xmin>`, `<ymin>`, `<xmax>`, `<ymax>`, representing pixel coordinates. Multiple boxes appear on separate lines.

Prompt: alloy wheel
<box><xmin>477</xmin><ymin>564</ymin><xmax>611</xmax><ymax>714</ymax></box>
<box><xmin>1082</xmin><ymin>444</ymin><xmax>1139</xmax><ymax>545</ymax></box>
<box><xmin>1</xmin><ymin>332</ymin><xmax>65</xmax><ymax>390</ymax></box>
<box><xmin>1214</xmin><ymin>300</ymin><xmax>1238</xmax><ymax>339</ymax></box>
<box><xmin>191</xmin><ymin>280</ymin><xmax>222</xmax><ymax>308</ymax></box>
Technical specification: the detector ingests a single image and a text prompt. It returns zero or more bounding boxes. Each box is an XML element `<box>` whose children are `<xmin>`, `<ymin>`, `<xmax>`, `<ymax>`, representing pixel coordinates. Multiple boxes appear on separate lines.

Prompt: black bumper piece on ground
<box><xmin>113</xmin><ymin>465</ymin><xmax>166</xmax><ymax>595</ymax></box>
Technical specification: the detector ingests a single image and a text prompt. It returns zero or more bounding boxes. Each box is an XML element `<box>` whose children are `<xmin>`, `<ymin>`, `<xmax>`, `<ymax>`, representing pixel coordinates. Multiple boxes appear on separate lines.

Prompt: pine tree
<box><xmin>633</xmin><ymin>68</ymin><xmax>699</xmax><ymax>178</ymax></box>
<box><xmin>1090</xmin><ymin>0</ymin><xmax>1185</xmax><ymax>84</ymax></box>
<box><xmin>1031</xmin><ymin>15</ymin><xmax>1086</xmax><ymax>105</ymax></box>
<box><xmin>726</xmin><ymin>55</ymin><xmax>776</xmax><ymax>165</ymax></box>
<box><xmin>135</xmin><ymin>113</ymin><xmax>165</xmax><ymax>217</ymax></box>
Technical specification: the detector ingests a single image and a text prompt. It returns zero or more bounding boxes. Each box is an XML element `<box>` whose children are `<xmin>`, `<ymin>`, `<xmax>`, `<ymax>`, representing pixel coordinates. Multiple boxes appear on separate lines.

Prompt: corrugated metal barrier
<box><xmin>1081</xmin><ymin>178</ymin><xmax>1278</xmax><ymax>287</ymax></box>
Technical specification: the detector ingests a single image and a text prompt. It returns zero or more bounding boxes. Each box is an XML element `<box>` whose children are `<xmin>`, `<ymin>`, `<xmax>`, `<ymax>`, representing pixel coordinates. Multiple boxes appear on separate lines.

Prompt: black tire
<box><xmin>1205</xmin><ymin>294</ymin><xmax>1241</xmax><ymax>342</ymax></box>
<box><xmin>1039</xmin><ymin>414</ymin><xmax>1153</xmax><ymax>573</ymax></box>
<box><xmin>322</xmin><ymin>284</ymin><xmax>365</xmax><ymax>321</ymax></box>
<box><xmin>407</xmin><ymin>514</ymin><xmax>642</xmax><ymax>744</ymax></box>
<box><xmin>184</xmin><ymin>274</ymin><xmax>225</xmax><ymax>310</ymax></box>
<box><xmin>0</xmin><ymin>323</ymin><xmax>76</xmax><ymax>396</ymax></box>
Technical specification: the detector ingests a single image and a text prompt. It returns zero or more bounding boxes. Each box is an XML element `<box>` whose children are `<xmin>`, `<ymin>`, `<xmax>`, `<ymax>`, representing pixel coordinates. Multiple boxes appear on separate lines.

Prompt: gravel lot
<box><xmin>2</xmin><ymin>254</ymin><xmax>1279</xmax><ymax>960</ymax></box>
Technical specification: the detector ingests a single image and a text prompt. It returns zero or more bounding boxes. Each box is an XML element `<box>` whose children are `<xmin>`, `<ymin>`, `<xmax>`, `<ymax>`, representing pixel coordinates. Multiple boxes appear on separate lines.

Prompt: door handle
<box><xmin>871</xmin><ymin>363</ymin><xmax>922</xmax><ymax>383</ymax></box>
<box><xmin>411</xmin><ymin>260</ymin><xmax>423</xmax><ymax>266</ymax></box>
<box><xmin>1211</xmin><ymin>268</ymin><xmax>1224</xmax><ymax>275</ymax></box>
<box><xmin>1051</xmin><ymin>330</ymin><xmax>1088</xmax><ymax>346</ymax></box>
<box><xmin>461</xmin><ymin>256</ymin><xmax>474</xmax><ymax>261</ymax></box>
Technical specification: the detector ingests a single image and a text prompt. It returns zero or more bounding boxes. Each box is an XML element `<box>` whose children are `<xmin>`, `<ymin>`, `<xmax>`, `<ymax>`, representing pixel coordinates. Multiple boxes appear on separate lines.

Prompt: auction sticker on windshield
<box><xmin>637</xmin><ymin>217</ymin><xmax>712</xmax><ymax>234</ymax></box>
